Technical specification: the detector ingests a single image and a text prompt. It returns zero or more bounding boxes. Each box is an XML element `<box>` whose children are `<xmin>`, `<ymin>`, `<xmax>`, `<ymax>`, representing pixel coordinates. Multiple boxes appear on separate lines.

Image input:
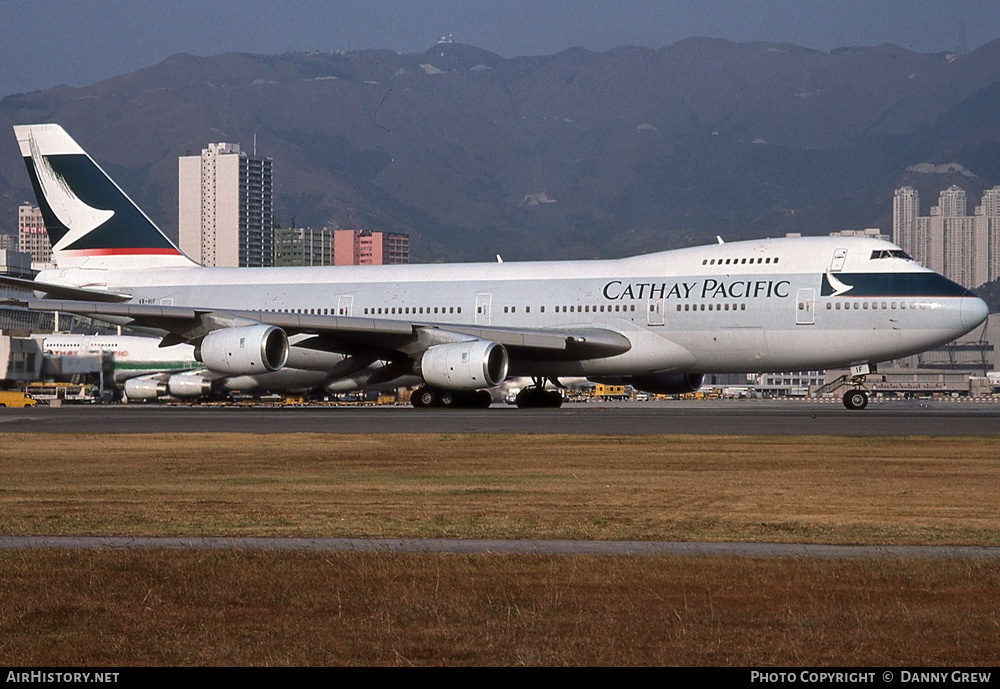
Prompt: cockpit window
<box><xmin>870</xmin><ymin>249</ymin><xmax>912</xmax><ymax>260</ymax></box>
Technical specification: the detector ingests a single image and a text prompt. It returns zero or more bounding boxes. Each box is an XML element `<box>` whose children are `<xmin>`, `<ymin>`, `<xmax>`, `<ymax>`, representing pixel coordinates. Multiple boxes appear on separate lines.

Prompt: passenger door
<box><xmin>337</xmin><ymin>295</ymin><xmax>354</xmax><ymax>316</ymax></box>
<box><xmin>475</xmin><ymin>293</ymin><xmax>492</xmax><ymax>325</ymax></box>
<box><xmin>646</xmin><ymin>298</ymin><xmax>665</xmax><ymax>326</ymax></box>
<box><xmin>795</xmin><ymin>288</ymin><xmax>815</xmax><ymax>325</ymax></box>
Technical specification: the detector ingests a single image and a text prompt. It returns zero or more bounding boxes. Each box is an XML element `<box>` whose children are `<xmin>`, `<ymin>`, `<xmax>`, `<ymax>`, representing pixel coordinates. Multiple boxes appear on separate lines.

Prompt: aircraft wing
<box><xmin>24</xmin><ymin>299</ymin><xmax>632</xmax><ymax>361</ymax></box>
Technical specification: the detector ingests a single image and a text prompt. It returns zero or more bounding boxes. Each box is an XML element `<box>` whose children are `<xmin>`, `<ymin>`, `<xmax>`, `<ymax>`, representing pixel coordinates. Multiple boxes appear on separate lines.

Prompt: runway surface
<box><xmin>1</xmin><ymin>398</ymin><xmax>999</xmax><ymax>435</ymax></box>
<box><xmin>2</xmin><ymin>536</ymin><xmax>998</xmax><ymax>558</ymax></box>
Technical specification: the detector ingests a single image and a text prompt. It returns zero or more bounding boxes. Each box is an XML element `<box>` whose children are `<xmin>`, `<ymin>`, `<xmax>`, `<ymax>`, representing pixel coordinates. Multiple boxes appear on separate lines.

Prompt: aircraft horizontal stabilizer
<box><xmin>0</xmin><ymin>275</ymin><xmax>132</xmax><ymax>302</ymax></box>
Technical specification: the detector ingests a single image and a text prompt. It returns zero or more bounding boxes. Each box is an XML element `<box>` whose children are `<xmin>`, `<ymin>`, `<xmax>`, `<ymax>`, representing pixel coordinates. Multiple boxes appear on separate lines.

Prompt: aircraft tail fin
<box><xmin>13</xmin><ymin>123</ymin><xmax>198</xmax><ymax>271</ymax></box>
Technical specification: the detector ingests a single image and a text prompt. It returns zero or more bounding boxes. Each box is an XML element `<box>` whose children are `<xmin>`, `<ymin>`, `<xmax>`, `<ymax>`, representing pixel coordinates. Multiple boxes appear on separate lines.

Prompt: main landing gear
<box><xmin>410</xmin><ymin>386</ymin><xmax>493</xmax><ymax>409</ymax></box>
<box><xmin>514</xmin><ymin>378</ymin><xmax>564</xmax><ymax>409</ymax></box>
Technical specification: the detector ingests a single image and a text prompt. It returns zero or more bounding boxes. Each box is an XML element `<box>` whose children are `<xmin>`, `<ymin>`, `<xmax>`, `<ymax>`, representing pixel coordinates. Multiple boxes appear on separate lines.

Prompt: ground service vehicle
<box><xmin>0</xmin><ymin>391</ymin><xmax>38</xmax><ymax>407</ymax></box>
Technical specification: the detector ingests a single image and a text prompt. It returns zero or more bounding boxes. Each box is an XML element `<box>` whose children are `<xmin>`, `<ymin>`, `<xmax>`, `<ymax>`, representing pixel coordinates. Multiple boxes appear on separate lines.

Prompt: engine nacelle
<box><xmin>198</xmin><ymin>324</ymin><xmax>288</xmax><ymax>374</ymax></box>
<box><xmin>167</xmin><ymin>374</ymin><xmax>213</xmax><ymax>398</ymax></box>
<box><xmin>123</xmin><ymin>377</ymin><xmax>167</xmax><ymax>400</ymax></box>
<box><xmin>418</xmin><ymin>340</ymin><xmax>508</xmax><ymax>390</ymax></box>
<box><xmin>590</xmin><ymin>373</ymin><xmax>704</xmax><ymax>395</ymax></box>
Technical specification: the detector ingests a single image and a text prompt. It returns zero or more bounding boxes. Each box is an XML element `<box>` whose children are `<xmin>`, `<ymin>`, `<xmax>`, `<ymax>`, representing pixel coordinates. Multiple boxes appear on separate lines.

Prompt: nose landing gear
<box><xmin>842</xmin><ymin>388</ymin><xmax>869</xmax><ymax>410</ymax></box>
<box><xmin>842</xmin><ymin>364</ymin><xmax>873</xmax><ymax>410</ymax></box>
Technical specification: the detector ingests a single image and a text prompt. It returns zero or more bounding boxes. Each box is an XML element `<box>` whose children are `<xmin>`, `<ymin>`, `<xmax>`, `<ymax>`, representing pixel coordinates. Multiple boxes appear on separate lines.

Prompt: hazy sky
<box><xmin>3</xmin><ymin>0</ymin><xmax>1000</xmax><ymax>98</ymax></box>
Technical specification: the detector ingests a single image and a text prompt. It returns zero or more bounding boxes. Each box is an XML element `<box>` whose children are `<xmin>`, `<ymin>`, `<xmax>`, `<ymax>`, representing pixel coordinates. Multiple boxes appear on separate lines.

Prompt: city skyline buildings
<box><xmin>894</xmin><ymin>184</ymin><xmax>1000</xmax><ymax>289</ymax></box>
<box><xmin>268</xmin><ymin>227</ymin><xmax>412</xmax><ymax>267</ymax></box>
<box><xmin>176</xmin><ymin>143</ymin><xmax>409</xmax><ymax>269</ymax></box>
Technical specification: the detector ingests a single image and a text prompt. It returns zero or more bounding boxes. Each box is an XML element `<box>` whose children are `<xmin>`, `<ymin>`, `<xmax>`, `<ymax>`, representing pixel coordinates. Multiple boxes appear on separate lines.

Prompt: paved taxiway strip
<box><xmin>1</xmin><ymin>400</ymin><xmax>999</xmax><ymax>435</ymax></box>
<box><xmin>1</xmin><ymin>536</ymin><xmax>999</xmax><ymax>558</ymax></box>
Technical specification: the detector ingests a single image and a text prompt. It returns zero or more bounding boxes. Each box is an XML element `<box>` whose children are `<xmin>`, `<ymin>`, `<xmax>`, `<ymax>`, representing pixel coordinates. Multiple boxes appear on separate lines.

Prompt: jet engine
<box><xmin>123</xmin><ymin>377</ymin><xmax>167</xmax><ymax>400</ymax></box>
<box><xmin>630</xmin><ymin>373</ymin><xmax>704</xmax><ymax>395</ymax></box>
<box><xmin>167</xmin><ymin>374</ymin><xmax>213</xmax><ymax>398</ymax></box>
<box><xmin>418</xmin><ymin>340</ymin><xmax>508</xmax><ymax>390</ymax></box>
<box><xmin>590</xmin><ymin>373</ymin><xmax>704</xmax><ymax>395</ymax></box>
<box><xmin>197</xmin><ymin>324</ymin><xmax>288</xmax><ymax>374</ymax></box>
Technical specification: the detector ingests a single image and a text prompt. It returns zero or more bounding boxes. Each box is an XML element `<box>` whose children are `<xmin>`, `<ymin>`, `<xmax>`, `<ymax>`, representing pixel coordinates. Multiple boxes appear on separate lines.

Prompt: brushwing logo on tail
<box><xmin>28</xmin><ymin>135</ymin><xmax>114</xmax><ymax>252</ymax></box>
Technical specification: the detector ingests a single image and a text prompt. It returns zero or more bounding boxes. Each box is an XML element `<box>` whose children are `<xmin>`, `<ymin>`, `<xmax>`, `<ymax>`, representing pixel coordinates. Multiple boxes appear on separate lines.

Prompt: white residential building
<box><xmin>893</xmin><ymin>185</ymin><xmax>1000</xmax><ymax>288</ymax></box>
<box><xmin>179</xmin><ymin>142</ymin><xmax>273</xmax><ymax>267</ymax></box>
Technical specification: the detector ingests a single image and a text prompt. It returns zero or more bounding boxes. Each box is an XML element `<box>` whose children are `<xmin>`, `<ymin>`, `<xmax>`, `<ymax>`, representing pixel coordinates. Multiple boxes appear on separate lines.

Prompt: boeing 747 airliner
<box><xmin>6</xmin><ymin>124</ymin><xmax>989</xmax><ymax>409</ymax></box>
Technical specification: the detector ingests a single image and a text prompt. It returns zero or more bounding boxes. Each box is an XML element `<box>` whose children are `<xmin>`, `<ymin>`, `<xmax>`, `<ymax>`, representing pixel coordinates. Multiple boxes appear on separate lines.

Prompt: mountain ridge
<box><xmin>3</xmin><ymin>38</ymin><xmax>1000</xmax><ymax>262</ymax></box>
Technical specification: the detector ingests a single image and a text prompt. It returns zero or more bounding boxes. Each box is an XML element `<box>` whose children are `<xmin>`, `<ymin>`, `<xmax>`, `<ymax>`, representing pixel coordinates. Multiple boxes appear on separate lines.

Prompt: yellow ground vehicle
<box><xmin>593</xmin><ymin>384</ymin><xmax>630</xmax><ymax>400</ymax></box>
<box><xmin>23</xmin><ymin>382</ymin><xmax>99</xmax><ymax>403</ymax></box>
<box><xmin>0</xmin><ymin>391</ymin><xmax>38</xmax><ymax>407</ymax></box>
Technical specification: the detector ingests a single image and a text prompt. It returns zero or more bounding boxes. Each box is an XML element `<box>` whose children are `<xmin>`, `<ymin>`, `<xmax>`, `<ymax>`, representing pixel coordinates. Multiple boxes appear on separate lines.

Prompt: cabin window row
<box><xmin>701</xmin><ymin>257</ymin><xmax>779</xmax><ymax>266</ymax></box>
<box><xmin>267</xmin><ymin>303</ymin><xmax>644</xmax><ymax>317</ymax></box>
<box><xmin>362</xmin><ymin>306</ymin><xmax>462</xmax><ymax>315</ymax></box>
<box><xmin>825</xmin><ymin>301</ymin><xmax>931</xmax><ymax>311</ymax></box>
<box><xmin>494</xmin><ymin>305</ymin><xmax>639</xmax><ymax>314</ymax></box>
<box><xmin>265</xmin><ymin>308</ymin><xmax>352</xmax><ymax>315</ymax></box>
<box><xmin>675</xmin><ymin>303</ymin><xmax>747</xmax><ymax>312</ymax></box>
<box><xmin>551</xmin><ymin>304</ymin><xmax>636</xmax><ymax>313</ymax></box>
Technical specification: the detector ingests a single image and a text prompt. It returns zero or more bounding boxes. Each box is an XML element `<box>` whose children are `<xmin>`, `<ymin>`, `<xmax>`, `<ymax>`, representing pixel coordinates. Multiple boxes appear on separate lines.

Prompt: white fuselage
<box><xmin>38</xmin><ymin>236</ymin><xmax>987</xmax><ymax>377</ymax></box>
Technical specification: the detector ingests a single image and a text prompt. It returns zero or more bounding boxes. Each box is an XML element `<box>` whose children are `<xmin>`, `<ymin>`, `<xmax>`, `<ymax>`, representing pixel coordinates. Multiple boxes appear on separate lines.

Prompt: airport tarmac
<box><xmin>1</xmin><ymin>398</ymin><xmax>1000</xmax><ymax>435</ymax></box>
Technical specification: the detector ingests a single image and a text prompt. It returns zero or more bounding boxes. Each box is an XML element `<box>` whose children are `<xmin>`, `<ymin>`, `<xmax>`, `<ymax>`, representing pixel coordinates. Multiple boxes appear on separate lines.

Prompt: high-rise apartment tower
<box><xmin>893</xmin><ymin>186</ymin><xmax>919</xmax><ymax>255</ymax></box>
<box><xmin>17</xmin><ymin>204</ymin><xmax>52</xmax><ymax>264</ymax></box>
<box><xmin>894</xmin><ymin>184</ymin><xmax>1000</xmax><ymax>288</ymax></box>
<box><xmin>178</xmin><ymin>142</ymin><xmax>273</xmax><ymax>267</ymax></box>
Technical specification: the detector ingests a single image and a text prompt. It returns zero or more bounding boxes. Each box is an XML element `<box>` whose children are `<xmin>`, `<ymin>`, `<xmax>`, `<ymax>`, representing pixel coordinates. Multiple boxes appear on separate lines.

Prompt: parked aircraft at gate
<box><xmin>5</xmin><ymin>124</ymin><xmax>989</xmax><ymax>409</ymax></box>
<box><xmin>40</xmin><ymin>333</ymin><xmax>197</xmax><ymax>384</ymax></box>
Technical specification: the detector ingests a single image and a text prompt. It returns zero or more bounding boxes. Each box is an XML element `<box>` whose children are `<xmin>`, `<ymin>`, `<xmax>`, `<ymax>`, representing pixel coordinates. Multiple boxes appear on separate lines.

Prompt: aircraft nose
<box><xmin>961</xmin><ymin>295</ymin><xmax>989</xmax><ymax>332</ymax></box>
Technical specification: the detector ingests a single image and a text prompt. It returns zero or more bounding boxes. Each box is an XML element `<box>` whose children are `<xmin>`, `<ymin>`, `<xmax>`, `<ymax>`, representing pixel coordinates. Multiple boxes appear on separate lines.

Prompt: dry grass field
<box><xmin>2</xmin><ymin>551</ymin><xmax>999</xmax><ymax>666</ymax></box>
<box><xmin>1</xmin><ymin>433</ymin><xmax>999</xmax><ymax>666</ymax></box>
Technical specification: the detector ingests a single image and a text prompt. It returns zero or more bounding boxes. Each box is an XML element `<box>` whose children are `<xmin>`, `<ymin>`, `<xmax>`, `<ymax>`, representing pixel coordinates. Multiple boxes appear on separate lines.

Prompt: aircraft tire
<box><xmin>843</xmin><ymin>389</ymin><xmax>868</xmax><ymax>410</ymax></box>
<box><xmin>515</xmin><ymin>387</ymin><xmax>562</xmax><ymax>409</ymax></box>
<box><xmin>514</xmin><ymin>387</ymin><xmax>538</xmax><ymax>408</ymax></box>
<box><xmin>417</xmin><ymin>388</ymin><xmax>493</xmax><ymax>409</ymax></box>
<box><xmin>412</xmin><ymin>386</ymin><xmax>439</xmax><ymax>408</ymax></box>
